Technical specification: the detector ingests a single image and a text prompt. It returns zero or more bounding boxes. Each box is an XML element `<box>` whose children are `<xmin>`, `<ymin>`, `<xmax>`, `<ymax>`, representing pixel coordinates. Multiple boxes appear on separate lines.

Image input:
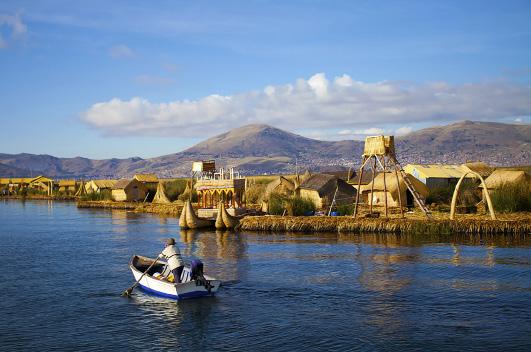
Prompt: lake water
<box><xmin>0</xmin><ymin>200</ymin><xmax>530</xmax><ymax>351</ymax></box>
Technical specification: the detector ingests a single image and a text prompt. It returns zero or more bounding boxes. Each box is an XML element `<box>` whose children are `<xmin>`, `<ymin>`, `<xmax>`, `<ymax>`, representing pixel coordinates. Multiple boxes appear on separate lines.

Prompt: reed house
<box><xmin>298</xmin><ymin>173</ymin><xmax>357</xmax><ymax>209</ymax></box>
<box><xmin>111</xmin><ymin>179</ymin><xmax>148</xmax><ymax>202</ymax></box>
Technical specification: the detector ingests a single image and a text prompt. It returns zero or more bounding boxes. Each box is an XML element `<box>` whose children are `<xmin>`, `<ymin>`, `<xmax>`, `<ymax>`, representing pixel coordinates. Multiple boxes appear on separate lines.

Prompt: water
<box><xmin>0</xmin><ymin>200</ymin><xmax>530</xmax><ymax>351</ymax></box>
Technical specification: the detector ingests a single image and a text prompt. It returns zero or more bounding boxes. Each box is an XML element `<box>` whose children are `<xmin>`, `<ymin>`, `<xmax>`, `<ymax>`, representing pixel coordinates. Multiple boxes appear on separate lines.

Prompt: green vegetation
<box><xmin>79</xmin><ymin>190</ymin><xmax>112</xmax><ymax>201</ymax></box>
<box><xmin>491</xmin><ymin>182</ymin><xmax>531</xmax><ymax>213</ymax></box>
<box><xmin>426</xmin><ymin>185</ymin><xmax>454</xmax><ymax>205</ymax></box>
<box><xmin>267</xmin><ymin>193</ymin><xmax>315</xmax><ymax>216</ymax></box>
<box><xmin>245</xmin><ymin>183</ymin><xmax>266</xmax><ymax>204</ymax></box>
<box><xmin>163</xmin><ymin>179</ymin><xmax>188</xmax><ymax>201</ymax></box>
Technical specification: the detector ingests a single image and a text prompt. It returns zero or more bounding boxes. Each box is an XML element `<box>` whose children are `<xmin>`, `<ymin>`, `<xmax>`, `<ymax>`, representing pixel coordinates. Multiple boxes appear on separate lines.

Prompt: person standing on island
<box><xmin>160</xmin><ymin>238</ymin><xmax>184</xmax><ymax>283</ymax></box>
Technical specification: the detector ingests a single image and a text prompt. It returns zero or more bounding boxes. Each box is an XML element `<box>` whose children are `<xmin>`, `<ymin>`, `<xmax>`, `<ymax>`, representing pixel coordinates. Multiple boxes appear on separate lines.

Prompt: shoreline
<box><xmin>10</xmin><ymin>199</ymin><xmax>524</xmax><ymax>235</ymax></box>
<box><xmin>238</xmin><ymin>215</ymin><xmax>531</xmax><ymax>235</ymax></box>
<box><xmin>77</xmin><ymin>200</ymin><xmax>183</xmax><ymax>215</ymax></box>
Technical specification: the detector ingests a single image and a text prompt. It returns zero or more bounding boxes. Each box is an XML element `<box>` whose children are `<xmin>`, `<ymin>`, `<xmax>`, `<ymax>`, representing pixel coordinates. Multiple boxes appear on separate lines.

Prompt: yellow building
<box><xmin>404</xmin><ymin>164</ymin><xmax>472</xmax><ymax>189</ymax></box>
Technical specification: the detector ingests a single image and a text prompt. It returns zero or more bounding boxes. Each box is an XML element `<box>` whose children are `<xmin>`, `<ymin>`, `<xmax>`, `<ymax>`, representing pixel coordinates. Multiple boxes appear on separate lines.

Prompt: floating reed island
<box><xmin>238</xmin><ymin>215</ymin><xmax>531</xmax><ymax>235</ymax></box>
<box><xmin>77</xmin><ymin>200</ymin><xmax>182</xmax><ymax>215</ymax></box>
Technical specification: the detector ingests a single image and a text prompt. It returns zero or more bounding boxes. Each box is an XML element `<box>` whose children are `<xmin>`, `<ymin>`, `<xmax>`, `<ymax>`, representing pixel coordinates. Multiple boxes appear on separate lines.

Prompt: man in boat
<box><xmin>160</xmin><ymin>238</ymin><xmax>184</xmax><ymax>283</ymax></box>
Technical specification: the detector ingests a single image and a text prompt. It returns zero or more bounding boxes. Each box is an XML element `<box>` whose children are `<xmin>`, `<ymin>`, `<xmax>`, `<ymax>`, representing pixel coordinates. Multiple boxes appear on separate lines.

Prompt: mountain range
<box><xmin>0</xmin><ymin>121</ymin><xmax>529</xmax><ymax>178</ymax></box>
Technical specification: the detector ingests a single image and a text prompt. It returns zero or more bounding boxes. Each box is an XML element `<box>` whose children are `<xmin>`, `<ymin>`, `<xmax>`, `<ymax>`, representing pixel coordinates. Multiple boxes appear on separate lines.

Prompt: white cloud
<box><xmin>0</xmin><ymin>13</ymin><xmax>27</xmax><ymax>49</ymax></box>
<box><xmin>108</xmin><ymin>44</ymin><xmax>134</xmax><ymax>58</ymax></box>
<box><xmin>82</xmin><ymin>73</ymin><xmax>531</xmax><ymax>137</ymax></box>
<box><xmin>514</xmin><ymin>117</ymin><xmax>523</xmax><ymax>122</ymax></box>
<box><xmin>395</xmin><ymin>126</ymin><xmax>413</xmax><ymax>135</ymax></box>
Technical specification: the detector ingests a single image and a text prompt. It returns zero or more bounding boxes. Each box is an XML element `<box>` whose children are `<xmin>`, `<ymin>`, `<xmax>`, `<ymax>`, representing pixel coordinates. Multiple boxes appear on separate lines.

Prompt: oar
<box><xmin>122</xmin><ymin>255</ymin><xmax>161</xmax><ymax>297</ymax></box>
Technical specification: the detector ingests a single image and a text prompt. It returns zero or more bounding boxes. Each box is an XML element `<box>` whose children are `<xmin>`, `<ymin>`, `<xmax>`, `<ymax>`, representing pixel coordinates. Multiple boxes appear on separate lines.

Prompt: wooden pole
<box><xmin>381</xmin><ymin>157</ymin><xmax>388</xmax><ymax>218</ymax></box>
<box><xmin>369</xmin><ymin>156</ymin><xmax>377</xmax><ymax>215</ymax></box>
<box><xmin>393</xmin><ymin>164</ymin><xmax>404</xmax><ymax>218</ymax></box>
<box><xmin>353</xmin><ymin>156</ymin><xmax>370</xmax><ymax>218</ymax></box>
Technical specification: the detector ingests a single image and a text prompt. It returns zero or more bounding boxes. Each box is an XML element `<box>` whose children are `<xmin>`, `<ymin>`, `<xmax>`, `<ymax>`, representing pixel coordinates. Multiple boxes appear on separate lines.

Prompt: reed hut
<box><xmin>298</xmin><ymin>173</ymin><xmax>357</xmax><ymax>209</ymax></box>
<box><xmin>85</xmin><ymin>179</ymin><xmax>117</xmax><ymax>193</ymax></box>
<box><xmin>480</xmin><ymin>169</ymin><xmax>528</xmax><ymax>190</ymax></box>
<box><xmin>111</xmin><ymin>179</ymin><xmax>148</xmax><ymax>202</ymax></box>
<box><xmin>58</xmin><ymin>180</ymin><xmax>76</xmax><ymax>193</ymax></box>
<box><xmin>152</xmin><ymin>181</ymin><xmax>171</xmax><ymax>204</ymax></box>
<box><xmin>133</xmin><ymin>173</ymin><xmax>159</xmax><ymax>187</ymax></box>
<box><xmin>361</xmin><ymin>172</ymin><xmax>429</xmax><ymax>208</ymax></box>
<box><xmin>264</xmin><ymin>176</ymin><xmax>297</xmax><ymax>198</ymax></box>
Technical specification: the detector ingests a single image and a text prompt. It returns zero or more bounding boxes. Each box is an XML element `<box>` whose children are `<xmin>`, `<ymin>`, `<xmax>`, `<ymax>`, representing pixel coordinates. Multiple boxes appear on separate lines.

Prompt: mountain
<box><xmin>0</xmin><ymin>121</ymin><xmax>529</xmax><ymax>178</ymax></box>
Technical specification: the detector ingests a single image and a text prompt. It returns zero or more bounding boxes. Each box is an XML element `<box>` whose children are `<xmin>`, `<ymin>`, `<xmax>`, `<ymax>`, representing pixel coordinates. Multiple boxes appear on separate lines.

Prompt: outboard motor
<box><xmin>190</xmin><ymin>259</ymin><xmax>204</xmax><ymax>280</ymax></box>
<box><xmin>190</xmin><ymin>259</ymin><xmax>213</xmax><ymax>293</ymax></box>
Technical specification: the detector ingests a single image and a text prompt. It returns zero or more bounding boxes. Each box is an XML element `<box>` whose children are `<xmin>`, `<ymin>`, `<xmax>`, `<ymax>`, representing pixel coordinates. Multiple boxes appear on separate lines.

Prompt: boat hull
<box><xmin>130</xmin><ymin>255</ymin><xmax>221</xmax><ymax>300</ymax></box>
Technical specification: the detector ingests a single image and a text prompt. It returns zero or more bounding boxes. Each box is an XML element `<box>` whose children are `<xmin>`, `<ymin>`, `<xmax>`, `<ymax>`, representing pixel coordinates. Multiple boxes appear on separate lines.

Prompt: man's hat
<box><xmin>166</xmin><ymin>238</ymin><xmax>176</xmax><ymax>246</ymax></box>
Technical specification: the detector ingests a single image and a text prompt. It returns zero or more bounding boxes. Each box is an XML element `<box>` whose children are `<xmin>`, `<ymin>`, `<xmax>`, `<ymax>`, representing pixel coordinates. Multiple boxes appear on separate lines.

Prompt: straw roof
<box><xmin>348</xmin><ymin>170</ymin><xmax>378</xmax><ymax>186</ymax></box>
<box><xmin>482</xmin><ymin>169</ymin><xmax>527</xmax><ymax>189</ymax></box>
<box><xmin>361</xmin><ymin>172</ymin><xmax>429</xmax><ymax>198</ymax></box>
<box><xmin>112</xmin><ymin>179</ymin><xmax>132</xmax><ymax>190</ymax></box>
<box><xmin>265</xmin><ymin>176</ymin><xmax>296</xmax><ymax>197</ymax></box>
<box><xmin>134</xmin><ymin>173</ymin><xmax>159</xmax><ymax>183</ymax></box>
<box><xmin>90</xmin><ymin>179</ymin><xmax>117</xmax><ymax>189</ymax></box>
<box><xmin>299</xmin><ymin>173</ymin><xmax>356</xmax><ymax>198</ymax></box>
<box><xmin>58</xmin><ymin>180</ymin><xmax>76</xmax><ymax>187</ymax></box>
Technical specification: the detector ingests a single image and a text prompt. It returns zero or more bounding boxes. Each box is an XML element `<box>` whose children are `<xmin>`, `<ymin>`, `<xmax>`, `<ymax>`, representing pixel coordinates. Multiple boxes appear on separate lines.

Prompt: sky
<box><xmin>0</xmin><ymin>0</ymin><xmax>530</xmax><ymax>159</ymax></box>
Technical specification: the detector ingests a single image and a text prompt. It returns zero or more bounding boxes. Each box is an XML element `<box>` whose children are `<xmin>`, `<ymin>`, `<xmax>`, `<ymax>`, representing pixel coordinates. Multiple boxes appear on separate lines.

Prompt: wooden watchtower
<box><xmin>353</xmin><ymin>135</ymin><xmax>432</xmax><ymax>219</ymax></box>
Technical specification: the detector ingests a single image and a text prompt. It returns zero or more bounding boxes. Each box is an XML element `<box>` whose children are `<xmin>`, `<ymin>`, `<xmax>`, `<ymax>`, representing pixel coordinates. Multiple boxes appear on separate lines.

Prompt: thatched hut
<box><xmin>111</xmin><ymin>179</ymin><xmax>148</xmax><ymax>202</ymax></box>
<box><xmin>361</xmin><ymin>172</ymin><xmax>429</xmax><ymax>208</ymax></box>
<box><xmin>58</xmin><ymin>180</ymin><xmax>76</xmax><ymax>193</ymax></box>
<box><xmin>298</xmin><ymin>173</ymin><xmax>356</xmax><ymax>209</ymax></box>
<box><xmin>133</xmin><ymin>173</ymin><xmax>159</xmax><ymax>187</ymax></box>
<box><xmin>85</xmin><ymin>179</ymin><xmax>117</xmax><ymax>193</ymax></box>
<box><xmin>480</xmin><ymin>169</ymin><xmax>528</xmax><ymax>190</ymax></box>
<box><xmin>265</xmin><ymin>176</ymin><xmax>296</xmax><ymax>198</ymax></box>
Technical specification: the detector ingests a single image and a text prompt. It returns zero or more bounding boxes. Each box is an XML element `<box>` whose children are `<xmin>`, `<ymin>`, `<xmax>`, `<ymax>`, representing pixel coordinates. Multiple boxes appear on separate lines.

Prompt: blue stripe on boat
<box><xmin>138</xmin><ymin>283</ymin><xmax>214</xmax><ymax>300</ymax></box>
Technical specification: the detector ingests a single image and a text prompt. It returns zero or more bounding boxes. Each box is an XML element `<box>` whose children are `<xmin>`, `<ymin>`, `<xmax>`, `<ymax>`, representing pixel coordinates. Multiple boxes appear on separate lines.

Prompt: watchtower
<box><xmin>353</xmin><ymin>135</ymin><xmax>431</xmax><ymax>219</ymax></box>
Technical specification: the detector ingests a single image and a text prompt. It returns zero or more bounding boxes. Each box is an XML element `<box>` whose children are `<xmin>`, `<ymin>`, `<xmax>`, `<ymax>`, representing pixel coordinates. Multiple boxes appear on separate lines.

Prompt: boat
<box><xmin>129</xmin><ymin>255</ymin><xmax>221</xmax><ymax>300</ymax></box>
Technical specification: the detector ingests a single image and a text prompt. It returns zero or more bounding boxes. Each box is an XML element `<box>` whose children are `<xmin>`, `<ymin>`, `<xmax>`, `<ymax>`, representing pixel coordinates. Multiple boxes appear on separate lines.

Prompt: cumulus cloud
<box><xmin>395</xmin><ymin>126</ymin><xmax>413</xmax><ymax>136</ymax></box>
<box><xmin>0</xmin><ymin>13</ymin><xmax>27</xmax><ymax>48</ymax></box>
<box><xmin>81</xmin><ymin>73</ymin><xmax>531</xmax><ymax>137</ymax></box>
<box><xmin>108</xmin><ymin>44</ymin><xmax>134</xmax><ymax>58</ymax></box>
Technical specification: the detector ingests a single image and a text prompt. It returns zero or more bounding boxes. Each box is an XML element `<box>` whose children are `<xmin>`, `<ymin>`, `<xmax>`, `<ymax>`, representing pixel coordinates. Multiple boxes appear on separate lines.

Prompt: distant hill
<box><xmin>0</xmin><ymin>121</ymin><xmax>529</xmax><ymax>178</ymax></box>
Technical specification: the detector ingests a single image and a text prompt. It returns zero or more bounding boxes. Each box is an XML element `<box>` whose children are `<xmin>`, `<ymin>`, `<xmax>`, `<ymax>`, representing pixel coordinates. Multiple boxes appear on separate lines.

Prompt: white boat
<box><xmin>129</xmin><ymin>255</ymin><xmax>221</xmax><ymax>300</ymax></box>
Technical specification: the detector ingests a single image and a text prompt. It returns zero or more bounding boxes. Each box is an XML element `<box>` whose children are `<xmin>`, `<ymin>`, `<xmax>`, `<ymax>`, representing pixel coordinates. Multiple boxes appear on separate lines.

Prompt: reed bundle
<box><xmin>238</xmin><ymin>216</ymin><xmax>530</xmax><ymax>235</ymax></box>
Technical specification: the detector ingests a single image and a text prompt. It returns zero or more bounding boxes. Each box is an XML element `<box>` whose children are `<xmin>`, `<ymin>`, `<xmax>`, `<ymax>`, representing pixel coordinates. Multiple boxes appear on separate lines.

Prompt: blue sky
<box><xmin>0</xmin><ymin>0</ymin><xmax>530</xmax><ymax>159</ymax></box>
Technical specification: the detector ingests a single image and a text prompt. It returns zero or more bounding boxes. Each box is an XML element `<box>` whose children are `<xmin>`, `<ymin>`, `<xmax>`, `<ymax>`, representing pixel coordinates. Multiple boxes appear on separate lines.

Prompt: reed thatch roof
<box><xmin>58</xmin><ymin>180</ymin><xmax>76</xmax><ymax>187</ymax></box>
<box><xmin>361</xmin><ymin>172</ymin><xmax>429</xmax><ymax>198</ymax></box>
<box><xmin>481</xmin><ymin>169</ymin><xmax>527</xmax><ymax>189</ymax></box>
<box><xmin>299</xmin><ymin>173</ymin><xmax>356</xmax><ymax>198</ymax></box>
<box><xmin>112</xmin><ymin>179</ymin><xmax>132</xmax><ymax>190</ymax></box>
<box><xmin>90</xmin><ymin>179</ymin><xmax>117</xmax><ymax>189</ymax></box>
<box><xmin>265</xmin><ymin>176</ymin><xmax>296</xmax><ymax>197</ymax></box>
<box><xmin>133</xmin><ymin>173</ymin><xmax>159</xmax><ymax>183</ymax></box>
